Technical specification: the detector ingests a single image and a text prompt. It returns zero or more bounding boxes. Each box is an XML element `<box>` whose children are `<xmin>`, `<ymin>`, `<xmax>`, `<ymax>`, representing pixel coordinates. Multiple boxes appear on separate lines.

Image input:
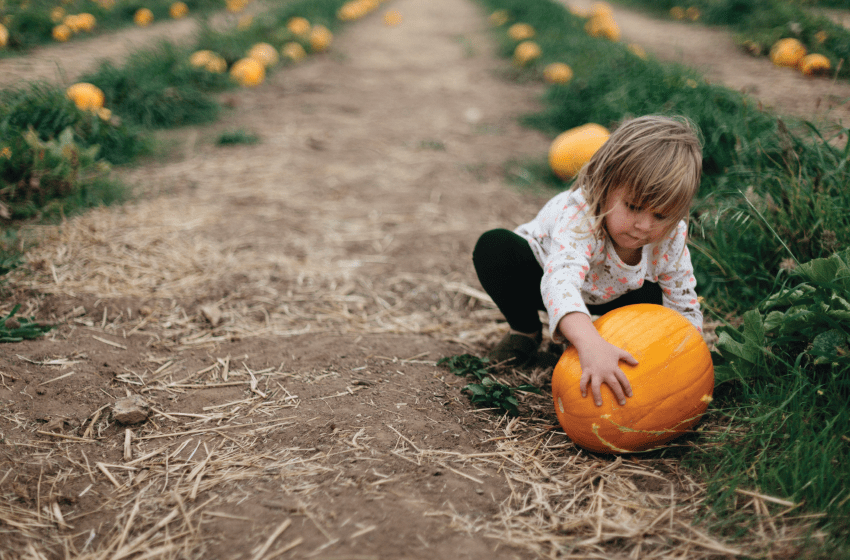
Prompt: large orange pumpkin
<box><xmin>551</xmin><ymin>304</ymin><xmax>713</xmax><ymax>453</ymax></box>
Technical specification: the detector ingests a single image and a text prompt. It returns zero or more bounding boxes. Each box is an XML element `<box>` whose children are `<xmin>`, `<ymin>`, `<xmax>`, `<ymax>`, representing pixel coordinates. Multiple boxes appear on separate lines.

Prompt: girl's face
<box><xmin>603</xmin><ymin>189</ymin><xmax>672</xmax><ymax>259</ymax></box>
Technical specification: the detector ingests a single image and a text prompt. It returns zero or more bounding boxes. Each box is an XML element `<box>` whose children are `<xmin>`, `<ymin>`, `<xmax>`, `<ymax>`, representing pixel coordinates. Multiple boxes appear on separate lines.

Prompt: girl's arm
<box><xmin>558</xmin><ymin>312</ymin><xmax>637</xmax><ymax>407</ymax></box>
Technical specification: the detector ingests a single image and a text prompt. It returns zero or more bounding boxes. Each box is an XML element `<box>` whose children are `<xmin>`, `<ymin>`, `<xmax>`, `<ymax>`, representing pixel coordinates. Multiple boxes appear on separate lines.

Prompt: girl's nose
<box><xmin>634</xmin><ymin>213</ymin><xmax>653</xmax><ymax>231</ymax></box>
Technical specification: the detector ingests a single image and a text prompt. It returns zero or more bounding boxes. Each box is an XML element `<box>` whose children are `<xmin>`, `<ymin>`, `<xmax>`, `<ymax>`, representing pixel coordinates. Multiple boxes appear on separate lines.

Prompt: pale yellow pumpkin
<box><xmin>287</xmin><ymin>16</ymin><xmax>311</xmax><ymax>37</ymax></box>
<box><xmin>281</xmin><ymin>42</ymin><xmax>307</xmax><ymax>63</ymax></box>
<box><xmin>543</xmin><ymin>62</ymin><xmax>573</xmax><ymax>84</ymax></box>
<box><xmin>309</xmin><ymin>25</ymin><xmax>333</xmax><ymax>53</ymax></box>
<box><xmin>248</xmin><ymin>42</ymin><xmax>279</xmax><ymax>67</ymax></box>
<box><xmin>383</xmin><ymin>10</ymin><xmax>402</xmax><ymax>26</ymax></box>
<box><xmin>507</xmin><ymin>22</ymin><xmax>534</xmax><ymax>41</ymax></box>
<box><xmin>0</xmin><ymin>23</ymin><xmax>7</xmax><ymax>48</ymax></box>
<box><xmin>513</xmin><ymin>41</ymin><xmax>541</xmax><ymax>66</ymax></box>
<box><xmin>489</xmin><ymin>10</ymin><xmax>509</xmax><ymax>27</ymax></box>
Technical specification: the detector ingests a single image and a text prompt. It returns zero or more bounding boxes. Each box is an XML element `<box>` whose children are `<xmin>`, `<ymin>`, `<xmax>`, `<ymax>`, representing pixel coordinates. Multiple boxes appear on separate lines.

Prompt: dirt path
<box><xmin>0</xmin><ymin>1</ymin><xmax>816</xmax><ymax>558</ymax></box>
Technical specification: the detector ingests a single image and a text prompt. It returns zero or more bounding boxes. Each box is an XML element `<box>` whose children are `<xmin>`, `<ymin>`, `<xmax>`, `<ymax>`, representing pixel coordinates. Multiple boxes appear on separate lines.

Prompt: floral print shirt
<box><xmin>514</xmin><ymin>189</ymin><xmax>703</xmax><ymax>342</ymax></box>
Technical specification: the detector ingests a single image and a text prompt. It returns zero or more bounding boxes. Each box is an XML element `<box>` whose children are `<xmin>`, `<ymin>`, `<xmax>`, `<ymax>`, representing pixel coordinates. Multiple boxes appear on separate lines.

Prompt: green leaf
<box><xmin>811</xmin><ymin>329</ymin><xmax>848</xmax><ymax>365</ymax></box>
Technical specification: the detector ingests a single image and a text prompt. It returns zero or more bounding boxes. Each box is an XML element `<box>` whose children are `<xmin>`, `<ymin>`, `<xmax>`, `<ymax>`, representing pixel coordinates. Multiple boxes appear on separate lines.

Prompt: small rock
<box><xmin>200</xmin><ymin>304</ymin><xmax>222</xmax><ymax>327</ymax></box>
<box><xmin>113</xmin><ymin>395</ymin><xmax>150</xmax><ymax>425</ymax></box>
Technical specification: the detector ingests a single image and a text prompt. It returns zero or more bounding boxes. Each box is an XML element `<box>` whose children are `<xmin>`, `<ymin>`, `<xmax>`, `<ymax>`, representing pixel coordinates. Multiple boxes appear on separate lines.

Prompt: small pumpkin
<box><xmin>0</xmin><ymin>23</ymin><xmax>8</xmax><ymax>48</ymax></box>
<box><xmin>76</xmin><ymin>13</ymin><xmax>97</xmax><ymax>32</ymax></box>
<box><xmin>584</xmin><ymin>13</ymin><xmax>620</xmax><ymax>41</ymax></box>
<box><xmin>669</xmin><ymin>6</ymin><xmax>685</xmax><ymax>20</ymax></box>
<box><xmin>383</xmin><ymin>10</ymin><xmax>402</xmax><ymax>26</ymax></box>
<box><xmin>551</xmin><ymin>304</ymin><xmax>714</xmax><ymax>454</ymax></box>
<box><xmin>489</xmin><ymin>10</ymin><xmax>509</xmax><ymax>27</ymax></box>
<box><xmin>769</xmin><ymin>38</ymin><xmax>806</xmax><ymax>68</ymax></box>
<box><xmin>189</xmin><ymin>50</ymin><xmax>227</xmax><ymax>73</ymax></box>
<box><xmin>309</xmin><ymin>25</ymin><xmax>333</xmax><ymax>53</ymax></box>
<box><xmin>281</xmin><ymin>42</ymin><xmax>307</xmax><ymax>63</ymax></box>
<box><xmin>66</xmin><ymin>83</ymin><xmax>106</xmax><ymax>111</ymax></box>
<box><xmin>543</xmin><ymin>62</ymin><xmax>573</xmax><ymax>84</ymax></box>
<box><xmin>513</xmin><ymin>40</ymin><xmax>541</xmax><ymax>66</ymax></box>
<box><xmin>248</xmin><ymin>42</ymin><xmax>279</xmax><ymax>67</ymax></box>
<box><xmin>799</xmin><ymin>53</ymin><xmax>831</xmax><ymax>76</ymax></box>
<box><xmin>287</xmin><ymin>16</ymin><xmax>311</xmax><ymax>37</ymax></box>
<box><xmin>507</xmin><ymin>22</ymin><xmax>534</xmax><ymax>41</ymax></box>
<box><xmin>169</xmin><ymin>2</ymin><xmax>189</xmax><ymax>19</ymax></box>
<box><xmin>52</xmin><ymin>24</ymin><xmax>72</xmax><ymax>42</ymax></box>
<box><xmin>50</xmin><ymin>7</ymin><xmax>66</xmax><ymax>23</ymax></box>
<box><xmin>548</xmin><ymin>123</ymin><xmax>609</xmax><ymax>180</ymax></box>
<box><xmin>230</xmin><ymin>57</ymin><xmax>265</xmax><ymax>87</ymax></box>
<box><xmin>133</xmin><ymin>8</ymin><xmax>154</xmax><ymax>27</ymax></box>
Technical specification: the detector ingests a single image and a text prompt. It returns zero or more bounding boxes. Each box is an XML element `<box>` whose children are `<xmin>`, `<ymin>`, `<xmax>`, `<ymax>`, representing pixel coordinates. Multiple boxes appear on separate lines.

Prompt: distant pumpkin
<box><xmin>248</xmin><ymin>42</ymin><xmax>279</xmax><ymax>67</ymax></box>
<box><xmin>169</xmin><ymin>2</ymin><xmax>189</xmax><ymax>19</ymax></box>
<box><xmin>507</xmin><ymin>22</ymin><xmax>534</xmax><ymax>41</ymax></box>
<box><xmin>230</xmin><ymin>57</ymin><xmax>266</xmax><ymax>87</ymax></box>
<box><xmin>769</xmin><ymin>38</ymin><xmax>807</xmax><ymax>68</ymax></box>
<box><xmin>513</xmin><ymin>41</ymin><xmax>541</xmax><ymax>66</ymax></box>
<box><xmin>66</xmin><ymin>83</ymin><xmax>106</xmax><ymax>111</ymax></box>
<box><xmin>287</xmin><ymin>16</ymin><xmax>311</xmax><ymax>37</ymax></box>
<box><xmin>133</xmin><ymin>8</ymin><xmax>154</xmax><ymax>27</ymax></box>
<box><xmin>309</xmin><ymin>25</ymin><xmax>333</xmax><ymax>52</ymax></box>
<box><xmin>281</xmin><ymin>42</ymin><xmax>307</xmax><ymax>63</ymax></box>
<box><xmin>549</xmin><ymin>123</ymin><xmax>610</xmax><ymax>180</ymax></box>
<box><xmin>543</xmin><ymin>62</ymin><xmax>573</xmax><ymax>84</ymax></box>
<box><xmin>0</xmin><ymin>23</ymin><xmax>7</xmax><ymax>48</ymax></box>
<box><xmin>799</xmin><ymin>53</ymin><xmax>831</xmax><ymax>76</ymax></box>
<box><xmin>52</xmin><ymin>24</ymin><xmax>72</xmax><ymax>42</ymax></box>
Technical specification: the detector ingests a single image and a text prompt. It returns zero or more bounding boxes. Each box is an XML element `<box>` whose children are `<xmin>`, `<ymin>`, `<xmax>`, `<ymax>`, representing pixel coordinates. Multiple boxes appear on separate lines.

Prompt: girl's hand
<box><xmin>576</xmin><ymin>337</ymin><xmax>636</xmax><ymax>406</ymax></box>
<box><xmin>557</xmin><ymin>312</ymin><xmax>637</xmax><ymax>407</ymax></box>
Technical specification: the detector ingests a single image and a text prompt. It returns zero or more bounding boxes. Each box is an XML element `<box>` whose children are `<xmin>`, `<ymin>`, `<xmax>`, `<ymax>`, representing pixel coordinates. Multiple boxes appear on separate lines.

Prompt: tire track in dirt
<box><xmin>564</xmin><ymin>0</ymin><xmax>850</xmax><ymax>132</ymax></box>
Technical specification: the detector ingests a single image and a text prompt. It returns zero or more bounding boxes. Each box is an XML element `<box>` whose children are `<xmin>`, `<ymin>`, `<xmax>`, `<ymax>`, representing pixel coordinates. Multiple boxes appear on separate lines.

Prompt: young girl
<box><xmin>473</xmin><ymin>115</ymin><xmax>703</xmax><ymax>408</ymax></box>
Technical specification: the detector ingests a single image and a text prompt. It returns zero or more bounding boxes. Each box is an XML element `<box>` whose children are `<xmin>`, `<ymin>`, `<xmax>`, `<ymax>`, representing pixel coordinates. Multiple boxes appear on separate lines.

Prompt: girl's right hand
<box><xmin>557</xmin><ymin>312</ymin><xmax>637</xmax><ymax>407</ymax></box>
<box><xmin>576</xmin><ymin>337</ymin><xmax>637</xmax><ymax>407</ymax></box>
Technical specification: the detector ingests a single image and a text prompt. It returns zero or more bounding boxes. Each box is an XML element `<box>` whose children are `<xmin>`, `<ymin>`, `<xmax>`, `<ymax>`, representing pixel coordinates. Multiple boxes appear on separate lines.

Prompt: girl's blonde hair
<box><xmin>572</xmin><ymin>114</ymin><xmax>703</xmax><ymax>239</ymax></box>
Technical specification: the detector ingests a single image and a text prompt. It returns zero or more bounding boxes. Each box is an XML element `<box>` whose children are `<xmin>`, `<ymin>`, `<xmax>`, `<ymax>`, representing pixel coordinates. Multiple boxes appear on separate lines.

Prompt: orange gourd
<box><xmin>769</xmin><ymin>38</ymin><xmax>806</xmax><ymax>68</ymax></box>
<box><xmin>551</xmin><ymin>304</ymin><xmax>713</xmax><ymax>453</ymax></box>
<box><xmin>548</xmin><ymin>123</ymin><xmax>610</xmax><ymax>180</ymax></box>
<box><xmin>799</xmin><ymin>53</ymin><xmax>831</xmax><ymax>76</ymax></box>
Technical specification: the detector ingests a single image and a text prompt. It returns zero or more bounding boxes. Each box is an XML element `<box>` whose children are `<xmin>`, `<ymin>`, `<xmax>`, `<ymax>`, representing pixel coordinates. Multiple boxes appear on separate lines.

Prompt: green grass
<box><xmin>476</xmin><ymin>0</ymin><xmax>850</xmax><ymax>552</ymax></box>
<box><xmin>216</xmin><ymin>128</ymin><xmax>259</xmax><ymax>145</ymax></box>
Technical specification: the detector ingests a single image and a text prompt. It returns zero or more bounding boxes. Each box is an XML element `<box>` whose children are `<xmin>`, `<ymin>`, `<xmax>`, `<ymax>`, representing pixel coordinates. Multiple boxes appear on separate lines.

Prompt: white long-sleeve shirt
<box><xmin>514</xmin><ymin>189</ymin><xmax>702</xmax><ymax>342</ymax></box>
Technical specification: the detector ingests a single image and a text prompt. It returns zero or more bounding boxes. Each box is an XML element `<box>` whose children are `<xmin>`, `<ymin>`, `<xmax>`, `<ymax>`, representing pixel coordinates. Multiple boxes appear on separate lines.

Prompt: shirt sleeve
<box><xmin>654</xmin><ymin>223</ymin><xmax>703</xmax><ymax>332</ymax></box>
<box><xmin>540</xmin><ymin>210</ymin><xmax>598</xmax><ymax>343</ymax></box>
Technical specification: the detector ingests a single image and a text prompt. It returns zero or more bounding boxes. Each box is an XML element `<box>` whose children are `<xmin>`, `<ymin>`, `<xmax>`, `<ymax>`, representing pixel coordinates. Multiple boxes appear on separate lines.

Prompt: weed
<box><xmin>438</xmin><ymin>353</ymin><xmax>540</xmax><ymax>416</ymax></box>
<box><xmin>216</xmin><ymin>129</ymin><xmax>260</xmax><ymax>145</ymax></box>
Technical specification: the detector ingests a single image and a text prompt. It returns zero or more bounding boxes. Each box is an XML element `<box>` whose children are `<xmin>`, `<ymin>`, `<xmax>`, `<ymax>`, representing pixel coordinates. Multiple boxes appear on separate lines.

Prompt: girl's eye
<box><xmin>626</xmin><ymin>202</ymin><xmax>640</xmax><ymax>212</ymax></box>
<box><xmin>653</xmin><ymin>212</ymin><xmax>667</xmax><ymax>221</ymax></box>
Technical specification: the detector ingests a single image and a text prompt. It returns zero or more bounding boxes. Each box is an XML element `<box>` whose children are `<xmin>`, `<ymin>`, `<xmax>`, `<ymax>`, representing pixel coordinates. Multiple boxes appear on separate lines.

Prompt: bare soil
<box><xmin>0</xmin><ymin>1</ymin><xmax>839</xmax><ymax>558</ymax></box>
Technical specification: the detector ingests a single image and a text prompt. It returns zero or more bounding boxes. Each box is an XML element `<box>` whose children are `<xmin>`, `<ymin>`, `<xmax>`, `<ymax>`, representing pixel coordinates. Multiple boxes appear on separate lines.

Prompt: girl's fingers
<box><xmin>621</xmin><ymin>350</ymin><xmax>639</xmax><ymax>366</ymax></box>
<box><xmin>615</xmin><ymin>368</ymin><xmax>633</xmax><ymax>398</ymax></box>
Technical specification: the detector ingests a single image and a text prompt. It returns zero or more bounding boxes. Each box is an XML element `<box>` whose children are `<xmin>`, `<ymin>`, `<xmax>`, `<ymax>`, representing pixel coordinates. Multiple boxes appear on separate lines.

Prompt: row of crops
<box><xmin>482</xmin><ymin>0</ymin><xmax>849</xmax><ymax>550</ymax></box>
<box><xmin>617</xmin><ymin>0</ymin><xmax>850</xmax><ymax>81</ymax></box>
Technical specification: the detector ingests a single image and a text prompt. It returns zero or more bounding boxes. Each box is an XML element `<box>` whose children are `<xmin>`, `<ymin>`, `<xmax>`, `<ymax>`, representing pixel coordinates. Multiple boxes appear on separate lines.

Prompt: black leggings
<box><xmin>472</xmin><ymin>228</ymin><xmax>662</xmax><ymax>334</ymax></box>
